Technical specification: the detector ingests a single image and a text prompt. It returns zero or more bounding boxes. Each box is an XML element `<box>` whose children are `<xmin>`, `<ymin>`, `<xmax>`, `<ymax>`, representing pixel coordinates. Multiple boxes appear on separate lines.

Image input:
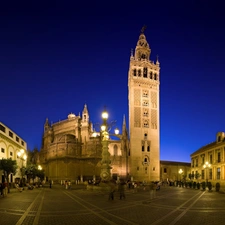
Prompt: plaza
<box><xmin>0</xmin><ymin>184</ymin><xmax>224</xmax><ymax>225</ymax></box>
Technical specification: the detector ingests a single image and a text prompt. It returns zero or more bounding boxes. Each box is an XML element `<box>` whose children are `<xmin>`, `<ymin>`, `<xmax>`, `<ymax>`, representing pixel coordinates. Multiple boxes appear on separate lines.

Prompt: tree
<box><xmin>25</xmin><ymin>164</ymin><xmax>38</xmax><ymax>183</ymax></box>
<box><xmin>36</xmin><ymin>168</ymin><xmax>45</xmax><ymax>182</ymax></box>
<box><xmin>0</xmin><ymin>158</ymin><xmax>17</xmax><ymax>193</ymax></box>
<box><xmin>25</xmin><ymin>163</ymin><xmax>45</xmax><ymax>183</ymax></box>
<box><xmin>195</xmin><ymin>172</ymin><xmax>201</xmax><ymax>180</ymax></box>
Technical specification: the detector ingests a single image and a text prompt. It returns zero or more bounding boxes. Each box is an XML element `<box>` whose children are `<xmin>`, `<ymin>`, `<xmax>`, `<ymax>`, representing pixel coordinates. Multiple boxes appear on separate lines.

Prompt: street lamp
<box><xmin>178</xmin><ymin>169</ymin><xmax>183</xmax><ymax>181</ymax></box>
<box><xmin>203</xmin><ymin>161</ymin><xmax>211</xmax><ymax>187</ymax></box>
<box><xmin>38</xmin><ymin>165</ymin><xmax>42</xmax><ymax>170</ymax></box>
<box><xmin>178</xmin><ymin>169</ymin><xmax>183</xmax><ymax>187</ymax></box>
<box><xmin>17</xmin><ymin>149</ymin><xmax>27</xmax><ymax>187</ymax></box>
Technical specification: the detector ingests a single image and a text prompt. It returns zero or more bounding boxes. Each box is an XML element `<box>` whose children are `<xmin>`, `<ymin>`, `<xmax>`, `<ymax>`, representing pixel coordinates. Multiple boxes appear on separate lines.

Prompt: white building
<box><xmin>0</xmin><ymin>122</ymin><xmax>27</xmax><ymax>183</ymax></box>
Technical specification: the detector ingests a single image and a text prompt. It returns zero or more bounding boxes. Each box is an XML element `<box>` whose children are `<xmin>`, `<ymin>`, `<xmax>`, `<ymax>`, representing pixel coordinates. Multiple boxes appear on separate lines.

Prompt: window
<box><xmin>201</xmin><ymin>170</ymin><xmax>205</xmax><ymax>179</ymax></box>
<box><xmin>145</xmin><ymin>167</ymin><xmax>147</xmax><ymax>174</ymax></box>
<box><xmin>153</xmin><ymin>167</ymin><xmax>155</xmax><ymax>171</ymax></box>
<box><xmin>0</xmin><ymin>124</ymin><xmax>6</xmax><ymax>133</ymax></box>
<box><xmin>143</xmin><ymin>120</ymin><xmax>149</xmax><ymax>128</ymax></box>
<box><xmin>9</xmin><ymin>131</ymin><xmax>13</xmax><ymax>138</ymax></box>
<box><xmin>141</xmin><ymin>54</ymin><xmax>146</xmax><ymax>59</ymax></box>
<box><xmin>143</xmin><ymin>109</ymin><xmax>149</xmax><ymax>117</ymax></box>
<box><xmin>192</xmin><ymin>159</ymin><xmax>194</xmax><ymax>167</ymax></box>
<box><xmin>150</xmin><ymin>72</ymin><xmax>153</xmax><ymax>79</ymax></box>
<box><xmin>113</xmin><ymin>145</ymin><xmax>118</xmax><ymax>156</ymax></box>
<box><xmin>209</xmin><ymin>155</ymin><xmax>212</xmax><ymax>164</ymax></box>
<box><xmin>196</xmin><ymin>159</ymin><xmax>198</xmax><ymax>167</ymax></box>
<box><xmin>144</xmin><ymin>133</ymin><xmax>147</xmax><ymax>139</ymax></box>
<box><xmin>16</xmin><ymin>136</ymin><xmax>20</xmax><ymax>142</ymax></box>
<box><xmin>217</xmin><ymin>168</ymin><xmax>221</xmax><ymax>179</ymax></box>
<box><xmin>209</xmin><ymin>168</ymin><xmax>212</xmax><ymax>180</ymax></box>
<box><xmin>154</xmin><ymin>73</ymin><xmax>157</xmax><ymax>80</ymax></box>
<box><xmin>1</xmin><ymin>148</ymin><xmax>5</xmax><ymax>153</ymax></box>
<box><xmin>10</xmin><ymin>152</ymin><xmax>13</xmax><ymax>156</ymax></box>
<box><xmin>133</xmin><ymin>69</ymin><xmax>137</xmax><ymax>76</ymax></box>
<box><xmin>143</xmin><ymin>67</ymin><xmax>148</xmax><ymax>78</ymax></box>
<box><xmin>144</xmin><ymin>158</ymin><xmax>148</xmax><ymax>163</ymax></box>
<box><xmin>143</xmin><ymin>90</ymin><xmax>148</xmax><ymax>97</ymax></box>
<box><xmin>195</xmin><ymin>171</ymin><xmax>198</xmax><ymax>179</ymax></box>
<box><xmin>138</xmin><ymin>69</ymin><xmax>141</xmax><ymax>77</ymax></box>
<box><xmin>164</xmin><ymin>168</ymin><xmax>167</xmax><ymax>173</ymax></box>
<box><xmin>21</xmin><ymin>141</ymin><xmax>24</xmax><ymax>146</ymax></box>
<box><xmin>142</xmin><ymin>145</ymin><xmax>144</xmax><ymax>152</ymax></box>
<box><xmin>147</xmin><ymin>146</ymin><xmax>150</xmax><ymax>152</ymax></box>
<box><xmin>202</xmin><ymin>157</ymin><xmax>205</xmax><ymax>165</ymax></box>
<box><xmin>143</xmin><ymin>100</ymin><xmax>149</xmax><ymax>106</ymax></box>
<box><xmin>137</xmin><ymin>167</ymin><xmax>139</xmax><ymax>171</ymax></box>
<box><xmin>218</xmin><ymin>152</ymin><xmax>221</xmax><ymax>163</ymax></box>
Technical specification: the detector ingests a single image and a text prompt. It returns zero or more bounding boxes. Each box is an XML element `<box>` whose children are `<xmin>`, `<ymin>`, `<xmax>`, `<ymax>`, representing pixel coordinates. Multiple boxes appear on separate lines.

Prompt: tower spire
<box><xmin>141</xmin><ymin>25</ymin><xmax>147</xmax><ymax>34</ymax></box>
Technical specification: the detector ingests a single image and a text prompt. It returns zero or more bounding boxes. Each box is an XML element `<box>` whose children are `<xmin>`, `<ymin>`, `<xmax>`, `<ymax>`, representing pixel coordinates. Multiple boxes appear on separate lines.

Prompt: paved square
<box><xmin>0</xmin><ymin>184</ymin><xmax>225</xmax><ymax>225</ymax></box>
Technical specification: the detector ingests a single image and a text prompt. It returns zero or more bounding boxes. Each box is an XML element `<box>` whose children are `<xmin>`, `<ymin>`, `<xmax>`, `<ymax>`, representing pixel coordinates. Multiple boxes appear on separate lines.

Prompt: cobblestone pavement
<box><xmin>0</xmin><ymin>184</ymin><xmax>225</xmax><ymax>225</ymax></box>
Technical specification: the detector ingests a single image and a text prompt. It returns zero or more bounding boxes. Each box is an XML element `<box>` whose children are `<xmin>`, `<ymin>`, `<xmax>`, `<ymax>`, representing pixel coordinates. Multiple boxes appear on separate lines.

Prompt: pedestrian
<box><xmin>68</xmin><ymin>180</ymin><xmax>71</xmax><ymax>189</ymax></box>
<box><xmin>15</xmin><ymin>182</ymin><xmax>22</xmax><ymax>192</ymax></box>
<box><xmin>49</xmin><ymin>180</ymin><xmax>52</xmax><ymax>188</ymax></box>
<box><xmin>0</xmin><ymin>182</ymin><xmax>3</xmax><ymax>197</ymax></box>
<box><xmin>65</xmin><ymin>180</ymin><xmax>68</xmax><ymax>189</ymax></box>
<box><xmin>118</xmin><ymin>180</ymin><xmax>126</xmax><ymax>200</ymax></box>
<box><xmin>149</xmin><ymin>182</ymin><xmax>156</xmax><ymax>199</ymax></box>
<box><xmin>108</xmin><ymin>180</ymin><xmax>116</xmax><ymax>200</ymax></box>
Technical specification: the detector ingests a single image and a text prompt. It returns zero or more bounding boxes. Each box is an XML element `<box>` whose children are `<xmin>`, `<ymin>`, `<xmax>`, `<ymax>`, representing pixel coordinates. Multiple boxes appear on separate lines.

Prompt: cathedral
<box><xmin>39</xmin><ymin>29</ymin><xmax>161</xmax><ymax>183</ymax></box>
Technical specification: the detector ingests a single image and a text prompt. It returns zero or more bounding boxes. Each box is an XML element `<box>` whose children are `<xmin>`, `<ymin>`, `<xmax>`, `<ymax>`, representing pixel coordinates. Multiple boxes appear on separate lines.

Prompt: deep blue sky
<box><xmin>1</xmin><ymin>1</ymin><xmax>225</xmax><ymax>162</ymax></box>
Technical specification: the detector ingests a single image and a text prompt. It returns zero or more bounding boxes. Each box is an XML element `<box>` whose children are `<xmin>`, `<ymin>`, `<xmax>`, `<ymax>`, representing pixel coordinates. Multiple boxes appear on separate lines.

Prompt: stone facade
<box><xmin>39</xmin><ymin>105</ymin><xmax>129</xmax><ymax>182</ymax></box>
<box><xmin>128</xmin><ymin>30</ymin><xmax>160</xmax><ymax>181</ymax></box>
<box><xmin>190</xmin><ymin>132</ymin><xmax>225</xmax><ymax>188</ymax></box>
<box><xmin>39</xmin><ymin>29</ymin><xmax>192</xmax><ymax>184</ymax></box>
<box><xmin>160</xmin><ymin>160</ymin><xmax>191</xmax><ymax>182</ymax></box>
<box><xmin>0</xmin><ymin>122</ymin><xmax>27</xmax><ymax>182</ymax></box>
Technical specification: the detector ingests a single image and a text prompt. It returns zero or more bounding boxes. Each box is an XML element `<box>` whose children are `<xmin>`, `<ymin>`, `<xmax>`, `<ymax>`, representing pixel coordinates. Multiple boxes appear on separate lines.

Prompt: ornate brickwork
<box><xmin>134</xmin><ymin>89</ymin><xmax>141</xmax><ymax>106</ymax></box>
<box><xmin>128</xmin><ymin>29</ymin><xmax>160</xmax><ymax>181</ymax></box>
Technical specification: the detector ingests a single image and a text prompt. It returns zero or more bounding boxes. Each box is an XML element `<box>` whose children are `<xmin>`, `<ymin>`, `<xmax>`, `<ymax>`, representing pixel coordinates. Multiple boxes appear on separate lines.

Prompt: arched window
<box><xmin>133</xmin><ymin>69</ymin><xmax>137</xmax><ymax>76</ymax></box>
<box><xmin>114</xmin><ymin>145</ymin><xmax>118</xmax><ymax>156</ymax></box>
<box><xmin>150</xmin><ymin>72</ymin><xmax>153</xmax><ymax>79</ymax></box>
<box><xmin>143</xmin><ymin>68</ymin><xmax>148</xmax><ymax>78</ymax></box>
<box><xmin>138</xmin><ymin>69</ymin><xmax>141</xmax><ymax>77</ymax></box>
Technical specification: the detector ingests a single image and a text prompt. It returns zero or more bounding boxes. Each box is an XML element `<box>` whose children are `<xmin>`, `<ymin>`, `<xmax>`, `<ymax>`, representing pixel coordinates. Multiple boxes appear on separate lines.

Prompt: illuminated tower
<box><xmin>128</xmin><ymin>27</ymin><xmax>160</xmax><ymax>181</ymax></box>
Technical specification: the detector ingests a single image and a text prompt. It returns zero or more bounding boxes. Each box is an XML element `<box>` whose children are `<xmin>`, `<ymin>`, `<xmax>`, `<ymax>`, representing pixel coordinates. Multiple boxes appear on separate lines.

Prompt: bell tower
<box><xmin>128</xmin><ymin>27</ymin><xmax>160</xmax><ymax>181</ymax></box>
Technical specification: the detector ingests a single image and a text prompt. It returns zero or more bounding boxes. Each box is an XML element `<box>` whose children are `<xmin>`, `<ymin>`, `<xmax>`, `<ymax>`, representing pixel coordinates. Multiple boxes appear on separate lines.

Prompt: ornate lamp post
<box><xmin>91</xmin><ymin>109</ymin><xmax>125</xmax><ymax>184</ymax></box>
<box><xmin>203</xmin><ymin>161</ymin><xmax>211</xmax><ymax>188</ymax></box>
<box><xmin>100</xmin><ymin>110</ymin><xmax>112</xmax><ymax>182</ymax></box>
<box><xmin>17</xmin><ymin>149</ymin><xmax>27</xmax><ymax>187</ymax></box>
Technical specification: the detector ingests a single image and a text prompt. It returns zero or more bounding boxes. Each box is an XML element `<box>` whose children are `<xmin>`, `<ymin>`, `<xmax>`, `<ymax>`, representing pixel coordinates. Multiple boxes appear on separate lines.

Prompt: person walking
<box><xmin>0</xmin><ymin>182</ymin><xmax>3</xmax><ymax>197</ymax></box>
<box><xmin>65</xmin><ymin>180</ymin><xmax>68</xmax><ymax>189</ymax></box>
<box><xmin>49</xmin><ymin>180</ymin><xmax>52</xmax><ymax>188</ymax></box>
<box><xmin>68</xmin><ymin>180</ymin><xmax>71</xmax><ymax>189</ymax></box>
<box><xmin>118</xmin><ymin>180</ymin><xmax>126</xmax><ymax>200</ymax></box>
<box><xmin>108</xmin><ymin>180</ymin><xmax>116</xmax><ymax>200</ymax></box>
<box><xmin>149</xmin><ymin>182</ymin><xmax>156</xmax><ymax>199</ymax></box>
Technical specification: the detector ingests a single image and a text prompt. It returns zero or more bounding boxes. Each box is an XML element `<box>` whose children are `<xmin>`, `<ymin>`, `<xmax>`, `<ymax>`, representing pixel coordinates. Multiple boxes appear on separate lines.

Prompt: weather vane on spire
<box><xmin>141</xmin><ymin>25</ymin><xmax>147</xmax><ymax>33</ymax></box>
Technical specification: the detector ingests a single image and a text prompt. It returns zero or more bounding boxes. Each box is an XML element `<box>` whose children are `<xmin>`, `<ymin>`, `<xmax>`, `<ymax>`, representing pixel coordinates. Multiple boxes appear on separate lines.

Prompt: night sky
<box><xmin>1</xmin><ymin>1</ymin><xmax>225</xmax><ymax>162</ymax></box>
